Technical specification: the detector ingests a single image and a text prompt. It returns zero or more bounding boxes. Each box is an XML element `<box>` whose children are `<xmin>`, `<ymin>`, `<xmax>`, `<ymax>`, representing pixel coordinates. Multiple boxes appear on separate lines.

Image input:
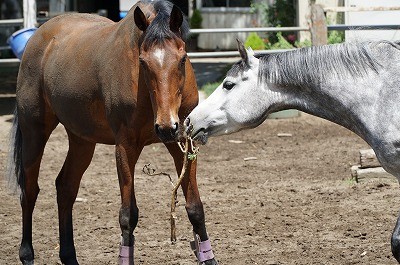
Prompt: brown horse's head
<box><xmin>134</xmin><ymin>2</ymin><xmax>190</xmax><ymax>143</ymax></box>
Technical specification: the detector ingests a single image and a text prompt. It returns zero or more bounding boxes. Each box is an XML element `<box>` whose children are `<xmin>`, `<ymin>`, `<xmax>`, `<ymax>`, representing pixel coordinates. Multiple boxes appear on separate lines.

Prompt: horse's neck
<box><xmin>274</xmin><ymin>76</ymin><xmax>380</xmax><ymax>142</ymax></box>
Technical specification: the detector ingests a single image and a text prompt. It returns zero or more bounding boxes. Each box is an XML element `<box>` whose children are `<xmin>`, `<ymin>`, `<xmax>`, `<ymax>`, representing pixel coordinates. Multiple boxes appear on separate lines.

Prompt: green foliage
<box><xmin>295</xmin><ymin>39</ymin><xmax>312</xmax><ymax>48</ymax></box>
<box><xmin>250</xmin><ymin>0</ymin><xmax>344</xmax><ymax>48</ymax></box>
<box><xmin>250</xmin><ymin>2</ymin><xmax>269</xmax><ymax>26</ymax></box>
<box><xmin>328</xmin><ymin>30</ymin><xmax>345</xmax><ymax>44</ymax></box>
<box><xmin>253</xmin><ymin>0</ymin><xmax>296</xmax><ymax>43</ymax></box>
<box><xmin>201</xmin><ymin>82</ymin><xmax>220</xmax><ymax>97</ymax></box>
<box><xmin>245</xmin><ymin>32</ymin><xmax>265</xmax><ymax>50</ymax></box>
<box><xmin>245</xmin><ymin>31</ymin><xmax>306</xmax><ymax>51</ymax></box>
<box><xmin>190</xmin><ymin>9</ymin><xmax>202</xmax><ymax>29</ymax></box>
<box><xmin>188</xmin><ymin>153</ymin><xmax>197</xmax><ymax>161</ymax></box>
<box><xmin>270</xmin><ymin>32</ymin><xmax>294</xmax><ymax>50</ymax></box>
<box><xmin>189</xmin><ymin>9</ymin><xmax>202</xmax><ymax>39</ymax></box>
<box><xmin>251</xmin><ymin>0</ymin><xmax>296</xmax><ymax>46</ymax></box>
<box><xmin>326</xmin><ymin>15</ymin><xmax>345</xmax><ymax>44</ymax></box>
<box><xmin>267</xmin><ymin>0</ymin><xmax>296</xmax><ymax>28</ymax></box>
<box><xmin>345</xmin><ymin>176</ymin><xmax>357</xmax><ymax>185</ymax></box>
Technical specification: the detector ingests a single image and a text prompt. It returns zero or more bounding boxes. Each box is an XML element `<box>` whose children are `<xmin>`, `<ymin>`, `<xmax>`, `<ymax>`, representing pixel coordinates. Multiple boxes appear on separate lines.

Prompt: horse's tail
<box><xmin>7</xmin><ymin>108</ymin><xmax>24</xmax><ymax>195</ymax></box>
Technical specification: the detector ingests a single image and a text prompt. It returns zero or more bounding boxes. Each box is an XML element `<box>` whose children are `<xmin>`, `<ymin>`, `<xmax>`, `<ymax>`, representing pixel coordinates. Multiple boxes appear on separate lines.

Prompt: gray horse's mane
<box><xmin>257</xmin><ymin>41</ymin><xmax>391</xmax><ymax>87</ymax></box>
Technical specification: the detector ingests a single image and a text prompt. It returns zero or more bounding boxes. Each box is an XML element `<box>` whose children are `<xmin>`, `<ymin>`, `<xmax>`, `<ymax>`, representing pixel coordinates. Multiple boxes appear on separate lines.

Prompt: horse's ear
<box><xmin>134</xmin><ymin>6</ymin><xmax>148</xmax><ymax>31</ymax></box>
<box><xmin>170</xmin><ymin>5</ymin><xmax>183</xmax><ymax>34</ymax></box>
<box><xmin>237</xmin><ymin>39</ymin><xmax>249</xmax><ymax>64</ymax></box>
<box><xmin>237</xmin><ymin>39</ymin><xmax>258</xmax><ymax>67</ymax></box>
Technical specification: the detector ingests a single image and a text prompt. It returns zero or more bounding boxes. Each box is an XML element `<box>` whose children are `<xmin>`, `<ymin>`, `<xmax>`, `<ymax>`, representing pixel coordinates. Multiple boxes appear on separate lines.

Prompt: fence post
<box><xmin>310</xmin><ymin>4</ymin><xmax>327</xmax><ymax>46</ymax></box>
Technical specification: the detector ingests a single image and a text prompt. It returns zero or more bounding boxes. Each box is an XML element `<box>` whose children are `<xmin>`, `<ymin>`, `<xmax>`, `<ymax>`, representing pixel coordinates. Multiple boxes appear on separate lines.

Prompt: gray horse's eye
<box><xmin>223</xmin><ymin>81</ymin><xmax>235</xmax><ymax>90</ymax></box>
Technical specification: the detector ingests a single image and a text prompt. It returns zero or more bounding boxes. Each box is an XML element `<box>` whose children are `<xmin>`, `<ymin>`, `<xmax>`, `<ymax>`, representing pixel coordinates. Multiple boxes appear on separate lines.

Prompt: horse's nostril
<box><xmin>184</xmin><ymin>118</ymin><xmax>190</xmax><ymax>127</ymax></box>
<box><xmin>155</xmin><ymin>124</ymin><xmax>161</xmax><ymax>135</ymax></box>
<box><xmin>154</xmin><ymin>123</ymin><xmax>178</xmax><ymax>142</ymax></box>
<box><xmin>172</xmin><ymin>122</ymin><xmax>179</xmax><ymax>133</ymax></box>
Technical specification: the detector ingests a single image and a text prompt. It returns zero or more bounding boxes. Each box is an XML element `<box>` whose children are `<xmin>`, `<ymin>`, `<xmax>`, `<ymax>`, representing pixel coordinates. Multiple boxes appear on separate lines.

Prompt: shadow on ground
<box><xmin>0</xmin><ymin>67</ymin><xmax>18</xmax><ymax>117</ymax></box>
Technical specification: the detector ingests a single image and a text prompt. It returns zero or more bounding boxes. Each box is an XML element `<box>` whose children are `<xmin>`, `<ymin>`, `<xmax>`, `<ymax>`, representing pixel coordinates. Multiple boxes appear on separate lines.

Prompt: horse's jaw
<box><xmin>190</xmin><ymin>128</ymin><xmax>209</xmax><ymax>145</ymax></box>
<box><xmin>184</xmin><ymin>116</ymin><xmax>210</xmax><ymax>145</ymax></box>
<box><xmin>186</xmin><ymin>83</ymin><xmax>247</xmax><ymax>144</ymax></box>
<box><xmin>185</xmin><ymin>112</ymin><xmax>238</xmax><ymax>145</ymax></box>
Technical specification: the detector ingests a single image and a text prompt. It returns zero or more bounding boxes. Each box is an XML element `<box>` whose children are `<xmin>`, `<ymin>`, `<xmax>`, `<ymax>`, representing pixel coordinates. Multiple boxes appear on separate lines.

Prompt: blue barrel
<box><xmin>8</xmin><ymin>27</ymin><xmax>37</xmax><ymax>59</ymax></box>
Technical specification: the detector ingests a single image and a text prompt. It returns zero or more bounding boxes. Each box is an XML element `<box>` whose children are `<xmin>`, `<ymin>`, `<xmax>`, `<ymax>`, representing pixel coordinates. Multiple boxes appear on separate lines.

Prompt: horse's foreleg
<box><xmin>115</xmin><ymin>143</ymin><xmax>142</xmax><ymax>264</ymax></box>
<box><xmin>56</xmin><ymin>132</ymin><xmax>95</xmax><ymax>265</ymax></box>
<box><xmin>165</xmin><ymin>143</ymin><xmax>218</xmax><ymax>265</ymax></box>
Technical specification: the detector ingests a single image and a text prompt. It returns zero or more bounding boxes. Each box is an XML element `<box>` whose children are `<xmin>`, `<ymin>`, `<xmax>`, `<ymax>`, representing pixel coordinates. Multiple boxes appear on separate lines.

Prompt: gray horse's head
<box><xmin>186</xmin><ymin>40</ymin><xmax>269</xmax><ymax>144</ymax></box>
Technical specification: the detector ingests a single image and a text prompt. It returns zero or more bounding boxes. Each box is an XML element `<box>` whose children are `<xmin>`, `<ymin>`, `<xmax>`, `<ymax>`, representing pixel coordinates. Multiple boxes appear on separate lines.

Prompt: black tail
<box><xmin>7</xmin><ymin>108</ymin><xmax>25</xmax><ymax>195</ymax></box>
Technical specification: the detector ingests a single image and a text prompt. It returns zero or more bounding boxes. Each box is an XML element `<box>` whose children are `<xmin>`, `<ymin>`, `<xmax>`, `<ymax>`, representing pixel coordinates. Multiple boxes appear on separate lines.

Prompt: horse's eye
<box><xmin>180</xmin><ymin>56</ymin><xmax>187</xmax><ymax>67</ymax></box>
<box><xmin>223</xmin><ymin>81</ymin><xmax>235</xmax><ymax>90</ymax></box>
<box><xmin>139</xmin><ymin>58</ymin><xmax>146</xmax><ymax>66</ymax></box>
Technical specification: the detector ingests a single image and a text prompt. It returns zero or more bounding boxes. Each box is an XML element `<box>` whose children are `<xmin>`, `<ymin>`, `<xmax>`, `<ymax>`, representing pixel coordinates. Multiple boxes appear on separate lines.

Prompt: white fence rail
<box><xmin>0</xmin><ymin>20</ymin><xmax>400</xmax><ymax>62</ymax></box>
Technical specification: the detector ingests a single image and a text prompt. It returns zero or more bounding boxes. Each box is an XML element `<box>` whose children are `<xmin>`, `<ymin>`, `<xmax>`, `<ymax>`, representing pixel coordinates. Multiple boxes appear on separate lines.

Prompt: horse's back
<box><xmin>19</xmin><ymin>13</ymin><xmax>115</xmax><ymax>93</ymax></box>
<box><xmin>16</xmin><ymin>14</ymin><xmax>120</xmax><ymax>143</ymax></box>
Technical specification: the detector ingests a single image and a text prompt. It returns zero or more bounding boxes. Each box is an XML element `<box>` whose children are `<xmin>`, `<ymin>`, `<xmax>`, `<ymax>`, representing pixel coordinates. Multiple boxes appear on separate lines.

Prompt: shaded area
<box><xmin>0</xmin><ymin>66</ymin><xmax>18</xmax><ymax>117</ymax></box>
<box><xmin>0</xmin><ymin>96</ymin><xmax>15</xmax><ymax>116</ymax></box>
<box><xmin>191</xmin><ymin>59</ymin><xmax>235</xmax><ymax>87</ymax></box>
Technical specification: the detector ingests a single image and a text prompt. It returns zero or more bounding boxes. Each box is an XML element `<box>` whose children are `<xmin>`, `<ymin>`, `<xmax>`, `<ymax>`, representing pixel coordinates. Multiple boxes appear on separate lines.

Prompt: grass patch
<box><xmin>201</xmin><ymin>81</ymin><xmax>221</xmax><ymax>97</ymax></box>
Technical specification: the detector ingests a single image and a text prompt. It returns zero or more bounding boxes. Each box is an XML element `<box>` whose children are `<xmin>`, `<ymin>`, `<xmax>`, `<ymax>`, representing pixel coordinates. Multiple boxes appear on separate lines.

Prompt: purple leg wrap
<box><xmin>119</xmin><ymin>246</ymin><xmax>133</xmax><ymax>258</ymax></box>
<box><xmin>119</xmin><ymin>246</ymin><xmax>134</xmax><ymax>265</ymax></box>
<box><xmin>197</xmin><ymin>239</ymin><xmax>215</xmax><ymax>262</ymax></box>
<box><xmin>191</xmin><ymin>233</ymin><xmax>215</xmax><ymax>263</ymax></box>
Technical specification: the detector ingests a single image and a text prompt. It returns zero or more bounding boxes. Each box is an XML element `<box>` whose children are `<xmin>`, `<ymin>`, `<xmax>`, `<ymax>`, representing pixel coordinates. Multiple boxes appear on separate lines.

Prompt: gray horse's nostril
<box><xmin>184</xmin><ymin>118</ymin><xmax>190</xmax><ymax>127</ymax></box>
<box><xmin>184</xmin><ymin>118</ymin><xmax>193</xmax><ymax>134</ymax></box>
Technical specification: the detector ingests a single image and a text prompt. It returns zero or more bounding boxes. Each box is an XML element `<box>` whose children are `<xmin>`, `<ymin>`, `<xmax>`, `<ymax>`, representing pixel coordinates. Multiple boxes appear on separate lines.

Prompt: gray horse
<box><xmin>186</xmin><ymin>40</ymin><xmax>400</xmax><ymax>262</ymax></box>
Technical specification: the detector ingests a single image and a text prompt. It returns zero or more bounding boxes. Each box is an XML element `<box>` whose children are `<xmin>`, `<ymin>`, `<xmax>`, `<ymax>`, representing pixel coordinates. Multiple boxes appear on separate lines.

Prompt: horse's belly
<box><xmin>51</xmin><ymin>95</ymin><xmax>115</xmax><ymax>144</ymax></box>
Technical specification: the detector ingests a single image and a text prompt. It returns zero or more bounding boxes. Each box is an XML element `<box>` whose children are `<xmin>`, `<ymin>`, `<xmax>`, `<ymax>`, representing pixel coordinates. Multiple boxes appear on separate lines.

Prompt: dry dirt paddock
<box><xmin>1</xmin><ymin>110</ymin><xmax>400</xmax><ymax>265</ymax></box>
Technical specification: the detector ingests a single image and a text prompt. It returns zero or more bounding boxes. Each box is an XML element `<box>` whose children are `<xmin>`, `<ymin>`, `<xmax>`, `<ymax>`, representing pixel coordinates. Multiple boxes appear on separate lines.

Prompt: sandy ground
<box><xmin>1</xmin><ymin>58</ymin><xmax>400</xmax><ymax>264</ymax></box>
<box><xmin>1</xmin><ymin>106</ymin><xmax>400</xmax><ymax>264</ymax></box>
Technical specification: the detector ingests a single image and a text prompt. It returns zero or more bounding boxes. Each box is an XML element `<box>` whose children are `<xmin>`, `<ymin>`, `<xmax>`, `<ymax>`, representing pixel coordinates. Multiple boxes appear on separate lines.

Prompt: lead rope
<box><xmin>171</xmin><ymin>134</ymin><xmax>199</xmax><ymax>242</ymax></box>
<box><xmin>176</xmin><ymin>135</ymin><xmax>214</xmax><ymax>264</ymax></box>
<box><xmin>143</xmin><ymin>131</ymin><xmax>212</xmax><ymax>264</ymax></box>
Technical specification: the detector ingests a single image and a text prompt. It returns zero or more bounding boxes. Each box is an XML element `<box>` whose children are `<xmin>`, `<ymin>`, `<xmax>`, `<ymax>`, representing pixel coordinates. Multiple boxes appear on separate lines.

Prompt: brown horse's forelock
<box><xmin>142</xmin><ymin>0</ymin><xmax>189</xmax><ymax>50</ymax></box>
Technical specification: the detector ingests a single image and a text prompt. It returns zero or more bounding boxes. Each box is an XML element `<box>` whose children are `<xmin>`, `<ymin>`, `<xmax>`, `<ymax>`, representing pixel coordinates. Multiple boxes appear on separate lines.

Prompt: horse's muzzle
<box><xmin>184</xmin><ymin>118</ymin><xmax>208</xmax><ymax>145</ymax></box>
<box><xmin>155</xmin><ymin>123</ymin><xmax>179</xmax><ymax>143</ymax></box>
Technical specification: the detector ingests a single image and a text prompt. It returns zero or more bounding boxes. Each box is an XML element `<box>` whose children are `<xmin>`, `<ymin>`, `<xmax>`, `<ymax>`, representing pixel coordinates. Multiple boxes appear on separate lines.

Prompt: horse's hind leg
<box><xmin>55</xmin><ymin>131</ymin><xmax>95</xmax><ymax>265</ymax></box>
<box><xmin>17</xmin><ymin>113</ymin><xmax>58</xmax><ymax>264</ymax></box>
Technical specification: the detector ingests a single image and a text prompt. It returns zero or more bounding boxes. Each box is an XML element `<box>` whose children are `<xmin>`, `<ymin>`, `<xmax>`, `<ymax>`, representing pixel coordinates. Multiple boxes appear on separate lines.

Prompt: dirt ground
<box><xmin>1</xmin><ymin>99</ymin><xmax>400</xmax><ymax>264</ymax></box>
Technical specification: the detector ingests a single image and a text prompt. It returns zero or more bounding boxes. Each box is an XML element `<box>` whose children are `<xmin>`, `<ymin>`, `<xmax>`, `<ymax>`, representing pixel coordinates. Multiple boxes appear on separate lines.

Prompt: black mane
<box><xmin>142</xmin><ymin>0</ymin><xmax>189</xmax><ymax>50</ymax></box>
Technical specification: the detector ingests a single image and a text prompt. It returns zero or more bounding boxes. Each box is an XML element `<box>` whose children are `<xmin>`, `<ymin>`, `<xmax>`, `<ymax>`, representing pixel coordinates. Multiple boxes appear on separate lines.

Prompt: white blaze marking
<box><xmin>170</xmin><ymin>114</ymin><xmax>178</xmax><ymax>128</ymax></box>
<box><xmin>153</xmin><ymin>49</ymin><xmax>165</xmax><ymax>66</ymax></box>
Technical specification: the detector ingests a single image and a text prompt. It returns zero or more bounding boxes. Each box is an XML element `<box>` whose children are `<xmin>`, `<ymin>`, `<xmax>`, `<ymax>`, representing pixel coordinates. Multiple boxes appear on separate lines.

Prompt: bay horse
<box><xmin>186</xmin><ymin>40</ymin><xmax>400</xmax><ymax>263</ymax></box>
<box><xmin>8</xmin><ymin>1</ymin><xmax>217</xmax><ymax>264</ymax></box>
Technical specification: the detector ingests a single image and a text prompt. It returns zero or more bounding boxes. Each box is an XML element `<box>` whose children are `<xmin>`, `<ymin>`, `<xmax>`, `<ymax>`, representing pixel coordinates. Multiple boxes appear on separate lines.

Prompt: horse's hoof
<box><xmin>119</xmin><ymin>256</ymin><xmax>134</xmax><ymax>265</ymax></box>
<box><xmin>62</xmin><ymin>259</ymin><xmax>79</xmax><ymax>265</ymax></box>
<box><xmin>200</xmin><ymin>258</ymin><xmax>218</xmax><ymax>265</ymax></box>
